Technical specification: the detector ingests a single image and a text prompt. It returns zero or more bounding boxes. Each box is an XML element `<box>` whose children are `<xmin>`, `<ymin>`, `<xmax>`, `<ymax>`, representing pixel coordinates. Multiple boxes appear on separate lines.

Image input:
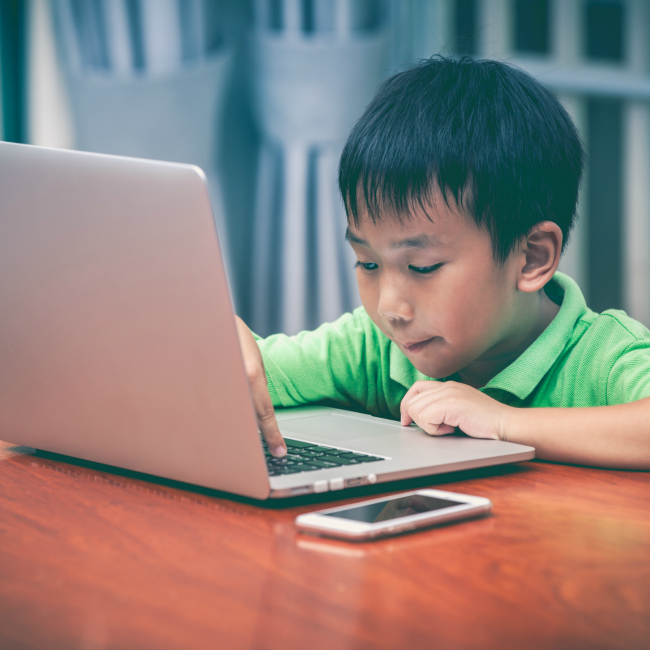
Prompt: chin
<box><xmin>412</xmin><ymin>358</ymin><xmax>459</xmax><ymax>380</ymax></box>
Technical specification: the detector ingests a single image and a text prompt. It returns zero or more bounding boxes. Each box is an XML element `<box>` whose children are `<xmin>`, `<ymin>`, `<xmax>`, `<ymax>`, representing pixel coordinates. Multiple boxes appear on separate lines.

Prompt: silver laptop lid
<box><xmin>0</xmin><ymin>142</ymin><xmax>270</xmax><ymax>499</ymax></box>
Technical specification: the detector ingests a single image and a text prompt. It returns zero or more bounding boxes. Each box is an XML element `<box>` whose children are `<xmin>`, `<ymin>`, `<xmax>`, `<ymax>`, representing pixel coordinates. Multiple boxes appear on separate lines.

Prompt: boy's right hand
<box><xmin>235</xmin><ymin>316</ymin><xmax>287</xmax><ymax>458</ymax></box>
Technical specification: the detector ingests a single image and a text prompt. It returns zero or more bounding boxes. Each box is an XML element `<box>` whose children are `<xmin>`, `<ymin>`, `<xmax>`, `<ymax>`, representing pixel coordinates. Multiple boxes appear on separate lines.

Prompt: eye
<box><xmin>408</xmin><ymin>263</ymin><xmax>443</xmax><ymax>274</ymax></box>
<box><xmin>354</xmin><ymin>261</ymin><xmax>379</xmax><ymax>271</ymax></box>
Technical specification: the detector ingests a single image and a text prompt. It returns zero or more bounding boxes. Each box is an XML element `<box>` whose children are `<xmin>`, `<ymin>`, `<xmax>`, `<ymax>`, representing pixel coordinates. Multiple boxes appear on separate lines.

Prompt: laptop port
<box><xmin>345</xmin><ymin>477</ymin><xmax>367</xmax><ymax>487</ymax></box>
<box><xmin>290</xmin><ymin>486</ymin><xmax>311</xmax><ymax>496</ymax></box>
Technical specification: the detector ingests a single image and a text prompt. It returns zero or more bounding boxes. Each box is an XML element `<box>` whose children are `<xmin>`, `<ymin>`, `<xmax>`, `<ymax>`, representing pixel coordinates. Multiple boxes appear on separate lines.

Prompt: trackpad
<box><xmin>279</xmin><ymin>413</ymin><xmax>401</xmax><ymax>443</ymax></box>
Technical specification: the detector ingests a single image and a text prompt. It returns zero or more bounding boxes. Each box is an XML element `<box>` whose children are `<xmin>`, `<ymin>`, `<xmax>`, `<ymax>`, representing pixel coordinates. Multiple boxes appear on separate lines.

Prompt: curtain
<box><xmin>46</xmin><ymin>0</ymin><xmax>445</xmax><ymax>336</ymax></box>
<box><xmin>249</xmin><ymin>0</ymin><xmax>388</xmax><ymax>336</ymax></box>
<box><xmin>0</xmin><ymin>0</ymin><xmax>28</xmax><ymax>143</ymax></box>
<box><xmin>52</xmin><ymin>0</ymin><xmax>234</xmax><ymax>274</ymax></box>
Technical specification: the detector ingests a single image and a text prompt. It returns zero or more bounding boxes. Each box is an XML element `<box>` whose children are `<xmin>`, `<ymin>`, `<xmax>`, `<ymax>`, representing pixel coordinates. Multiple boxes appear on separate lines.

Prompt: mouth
<box><xmin>400</xmin><ymin>336</ymin><xmax>438</xmax><ymax>354</ymax></box>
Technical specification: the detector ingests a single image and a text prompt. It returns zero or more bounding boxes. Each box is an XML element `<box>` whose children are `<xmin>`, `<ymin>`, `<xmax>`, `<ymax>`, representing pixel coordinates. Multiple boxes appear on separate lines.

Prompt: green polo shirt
<box><xmin>256</xmin><ymin>273</ymin><xmax>650</xmax><ymax>418</ymax></box>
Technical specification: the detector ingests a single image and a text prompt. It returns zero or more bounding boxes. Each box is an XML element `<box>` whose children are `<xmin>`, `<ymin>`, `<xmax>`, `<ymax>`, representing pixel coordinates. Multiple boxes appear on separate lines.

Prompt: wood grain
<box><xmin>0</xmin><ymin>440</ymin><xmax>648</xmax><ymax>650</ymax></box>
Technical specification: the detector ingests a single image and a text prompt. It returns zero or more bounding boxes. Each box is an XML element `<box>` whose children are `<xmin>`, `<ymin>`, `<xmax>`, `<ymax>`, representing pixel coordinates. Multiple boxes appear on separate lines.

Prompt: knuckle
<box><xmin>258</xmin><ymin>403</ymin><xmax>276</xmax><ymax>423</ymax></box>
<box><xmin>245</xmin><ymin>360</ymin><xmax>265</xmax><ymax>383</ymax></box>
<box><xmin>448</xmin><ymin>396</ymin><xmax>462</xmax><ymax>410</ymax></box>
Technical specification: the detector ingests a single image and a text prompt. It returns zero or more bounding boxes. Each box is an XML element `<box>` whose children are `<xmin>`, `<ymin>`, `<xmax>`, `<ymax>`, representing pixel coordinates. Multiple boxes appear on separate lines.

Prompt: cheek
<box><xmin>436</xmin><ymin>267</ymin><xmax>505</xmax><ymax>341</ymax></box>
<box><xmin>355</xmin><ymin>271</ymin><xmax>378</xmax><ymax>315</ymax></box>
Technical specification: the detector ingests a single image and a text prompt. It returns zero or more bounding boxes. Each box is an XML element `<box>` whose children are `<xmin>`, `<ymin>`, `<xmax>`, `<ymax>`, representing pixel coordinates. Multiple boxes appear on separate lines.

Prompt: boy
<box><xmin>237</xmin><ymin>56</ymin><xmax>650</xmax><ymax>470</ymax></box>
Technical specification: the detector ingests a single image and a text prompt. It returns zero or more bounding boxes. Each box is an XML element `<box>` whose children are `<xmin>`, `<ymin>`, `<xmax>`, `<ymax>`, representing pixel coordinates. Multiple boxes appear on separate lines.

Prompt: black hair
<box><xmin>339</xmin><ymin>55</ymin><xmax>585</xmax><ymax>263</ymax></box>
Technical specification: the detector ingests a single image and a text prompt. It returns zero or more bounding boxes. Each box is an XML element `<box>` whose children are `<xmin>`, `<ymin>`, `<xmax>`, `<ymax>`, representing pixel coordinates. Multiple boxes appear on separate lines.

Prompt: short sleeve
<box><xmin>254</xmin><ymin>308</ymin><xmax>417</xmax><ymax>418</ymax></box>
<box><xmin>606</xmin><ymin>341</ymin><xmax>650</xmax><ymax>405</ymax></box>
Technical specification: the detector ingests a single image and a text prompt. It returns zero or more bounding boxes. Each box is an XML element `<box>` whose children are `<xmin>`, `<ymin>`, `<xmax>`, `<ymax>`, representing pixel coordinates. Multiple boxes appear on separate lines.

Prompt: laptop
<box><xmin>0</xmin><ymin>142</ymin><xmax>534</xmax><ymax>499</ymax></box>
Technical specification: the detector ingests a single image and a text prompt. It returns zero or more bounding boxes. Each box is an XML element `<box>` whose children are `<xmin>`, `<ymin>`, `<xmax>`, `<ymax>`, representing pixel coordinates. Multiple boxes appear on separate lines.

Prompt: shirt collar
<box><xmin>388</xmin><ymin>272</ymin><xmax>588</xmax><ymax>398</ymax></box>
<box><xmin>481</xmin><ymin>272</ymin><xmax>588</xmax><ymax>399</ymax></box>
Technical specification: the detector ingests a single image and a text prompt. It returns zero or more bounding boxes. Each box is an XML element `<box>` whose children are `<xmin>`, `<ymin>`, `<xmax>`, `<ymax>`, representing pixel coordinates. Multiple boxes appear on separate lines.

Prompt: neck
<box><xmin>458</xmin><ymin>289</ymin><xmax>560</xmax><ymax>389</ymax></box>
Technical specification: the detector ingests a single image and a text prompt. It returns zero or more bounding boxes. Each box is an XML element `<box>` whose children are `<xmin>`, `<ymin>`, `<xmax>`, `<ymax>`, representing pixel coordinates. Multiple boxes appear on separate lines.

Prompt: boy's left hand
<box><xmin>400</xmin><ymin>381</ymin><xmax>512</xmax><ymax>441</ymax></box>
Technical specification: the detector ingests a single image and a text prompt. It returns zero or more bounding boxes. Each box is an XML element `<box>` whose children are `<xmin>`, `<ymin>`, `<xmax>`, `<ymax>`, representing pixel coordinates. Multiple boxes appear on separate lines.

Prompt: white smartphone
<box><xmin>295</xmin><ymin>489</ymin><xmax>492</xmax><ymax>541</ymax></box>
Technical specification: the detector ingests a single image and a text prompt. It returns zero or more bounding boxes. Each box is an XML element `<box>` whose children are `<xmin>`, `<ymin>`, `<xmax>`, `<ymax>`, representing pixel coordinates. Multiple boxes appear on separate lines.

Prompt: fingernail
<box><xmin>273</xmin><ymin>446</ymin><xmax>286</xmax><ymax>458</ymax></box>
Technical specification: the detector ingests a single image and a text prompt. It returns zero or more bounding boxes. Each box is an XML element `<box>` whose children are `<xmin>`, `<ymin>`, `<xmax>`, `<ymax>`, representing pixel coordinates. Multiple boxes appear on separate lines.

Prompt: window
<box><xmin>514</xmin><ymin>0</ymin><xmax>550</xmax><ymax>54</ymax></box>
<box><xmin>268</xmin><ymin>0</ymin><xmax>283</xmax><ymax>31</ymax></box>
<box><xmin>453</xmin><ymin>0</ymin><xmax>478</xmax><ymax>56</ymax></box>
<box><xmin>587</xmin><ymin>99</ymin><xmax>624</xmax><ymax>311</ymax></box>
<box><xmin>585</xmin><ymin>0</ymin><xmax>624</xmax><ymax>62</ymax></box>
<box><xmin>0</xmin><ymin>0</ymin><xmax>27</xmax><ymax>142</ymax></box>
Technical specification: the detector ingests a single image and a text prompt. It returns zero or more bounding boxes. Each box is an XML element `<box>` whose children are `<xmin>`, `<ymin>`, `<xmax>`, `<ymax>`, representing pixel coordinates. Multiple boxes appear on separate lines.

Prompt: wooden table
<box><xmin>0</xmin><ymin>440</ymin><xmax>648</xmax><ymax>650</ymax></box>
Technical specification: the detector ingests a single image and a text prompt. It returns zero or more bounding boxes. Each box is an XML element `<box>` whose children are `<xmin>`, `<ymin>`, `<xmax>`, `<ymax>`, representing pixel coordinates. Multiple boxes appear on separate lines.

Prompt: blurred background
<box><xmin>1</xmin><ymin>0</ymin><xmax>649</xmax><ymax>336</ymax></box>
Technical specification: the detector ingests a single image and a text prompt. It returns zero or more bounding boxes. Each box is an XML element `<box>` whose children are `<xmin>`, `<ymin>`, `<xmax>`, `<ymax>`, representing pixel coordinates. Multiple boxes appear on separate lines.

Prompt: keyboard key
<box><xmin>319</xmin><ymin>455</ymin><xmax>346</xmax><ymax>464</ymax></box>
<box><xmin>329</xmin><ymin>457</ymin><xmax>361</xmax><ymax>465</ymax></box>
<box><xmin>265</xmin><ymin>435</ymin><xmax>384</xmax><ymax>477</ymax></box>
<box><xmin>307</xmin><ymin>459</ymin><xmax>339</xmax><ymax>468</ymax></box>
<box><xmin>285</xmin><ymin>439</ymin><xmax>314</xmax><ymax>448</ymax></box>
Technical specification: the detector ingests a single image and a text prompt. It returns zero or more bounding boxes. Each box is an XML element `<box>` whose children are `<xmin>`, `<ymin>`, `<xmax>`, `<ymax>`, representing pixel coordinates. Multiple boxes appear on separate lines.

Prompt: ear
<box><xmin>517</xmin><ymin>221</ymin><xmax>563</xmax><ymax>293</ymax></box>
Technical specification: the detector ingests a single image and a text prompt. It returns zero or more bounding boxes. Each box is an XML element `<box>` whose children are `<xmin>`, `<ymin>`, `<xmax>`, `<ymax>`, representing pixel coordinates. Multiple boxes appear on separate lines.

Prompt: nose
<box><xmin>377</xmin><ymin>277</ymin><xmax>414</xmax><ymax>322</ymax></box>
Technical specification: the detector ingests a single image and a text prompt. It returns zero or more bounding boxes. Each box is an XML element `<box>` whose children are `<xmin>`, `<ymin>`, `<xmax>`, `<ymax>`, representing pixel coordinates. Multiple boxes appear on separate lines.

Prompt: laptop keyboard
<box><xmin>262</xmin><ymin>438</ymin><xmax>384</xmax><ymax>477</ymax></box>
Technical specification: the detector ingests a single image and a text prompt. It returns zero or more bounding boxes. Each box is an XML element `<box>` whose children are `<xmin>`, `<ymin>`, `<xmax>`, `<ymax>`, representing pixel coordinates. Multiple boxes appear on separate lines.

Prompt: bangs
<box><xmin>344</xmin><ymin>160</ymin><xmax>476</xmax><ymax>229</ymax></box>
<box><xmin>338</xmin><ymin>55</ymin><xmax>584</xmax><ymax>263</ymax></box>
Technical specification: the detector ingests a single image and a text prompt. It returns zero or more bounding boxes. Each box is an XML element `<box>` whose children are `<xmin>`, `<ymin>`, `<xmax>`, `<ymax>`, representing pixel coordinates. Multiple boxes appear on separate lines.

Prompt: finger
<box><xmin>425</xmin><ymin>423</ymin><xmax>456</xmax><ymax>436</ymax></box>
<box><xmin>400</xmin><ymin>406</ymin><xmax>413</xmax><ymax>427</ymax></box>
<box><xmin>256</xmin><ymin>395</ymin><xmax>287</xmax><ymax>457</ymax></box>
<box><xmin>402</xmin><ymin>380</ymin><xmax>440</xmax><ymax>404</ymax></box>
<box><xmin>403</xmin><ymin>386</ymin><xmax>447</xmax><ymax>424</ymax></box>
<box><xmin>247</xmin><ymin>364</ymin><xmax>285</xmax><ymax>457</ymax></box>
<box><xmin>236</xmin><ymin>317</ymin><xmax>287</xmax><ymax>457</ymax></box>
<box><xmin>415</xmin><ymin>400</ymin><xmax>458</xmax><ymax>436</ymax></box>
<box><xmin>401</xmin><ymin>381</ymin><xmax>442</xmax><ymax>425</ymax></box>
<box><xmin>411</xmin><ymin>412</ymin><xmax>456</xmax><ymax>436</ymax></box>
<box><xmin>402</xmin><ymin>381</ymin><xmax>448</xmax><ymax>414</ymax></box>
<box><xmin>248</xmin><ymin>364</ymin><xmax>285</xmax><ymax>456</ymax></box>
<box><xmin>405</xmin><ymin>394</ymin><xmax>456</xmax><ymax>436</ymax></box>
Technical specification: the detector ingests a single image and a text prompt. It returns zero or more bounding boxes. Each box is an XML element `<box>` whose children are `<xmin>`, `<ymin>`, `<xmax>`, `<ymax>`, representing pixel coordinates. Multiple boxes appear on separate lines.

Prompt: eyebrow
<box><xmin>345</xmin><ymin>227</ymin><xmax>444</xmax><ymax>250</ymax></box>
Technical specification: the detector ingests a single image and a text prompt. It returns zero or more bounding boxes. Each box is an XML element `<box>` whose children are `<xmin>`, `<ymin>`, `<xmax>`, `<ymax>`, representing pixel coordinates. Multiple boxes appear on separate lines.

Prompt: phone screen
<box><xmin>324</xmin><ymin>494</ymin><xmax>465</xmax><ymax>524</ymax></box>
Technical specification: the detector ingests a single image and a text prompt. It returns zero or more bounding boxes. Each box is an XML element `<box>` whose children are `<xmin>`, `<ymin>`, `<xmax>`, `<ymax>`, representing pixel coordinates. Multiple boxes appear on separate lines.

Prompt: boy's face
<box><xmin>347</xmin><ymin>199</ymin><xmax>525</xmax><ymax>380</ymax></box>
